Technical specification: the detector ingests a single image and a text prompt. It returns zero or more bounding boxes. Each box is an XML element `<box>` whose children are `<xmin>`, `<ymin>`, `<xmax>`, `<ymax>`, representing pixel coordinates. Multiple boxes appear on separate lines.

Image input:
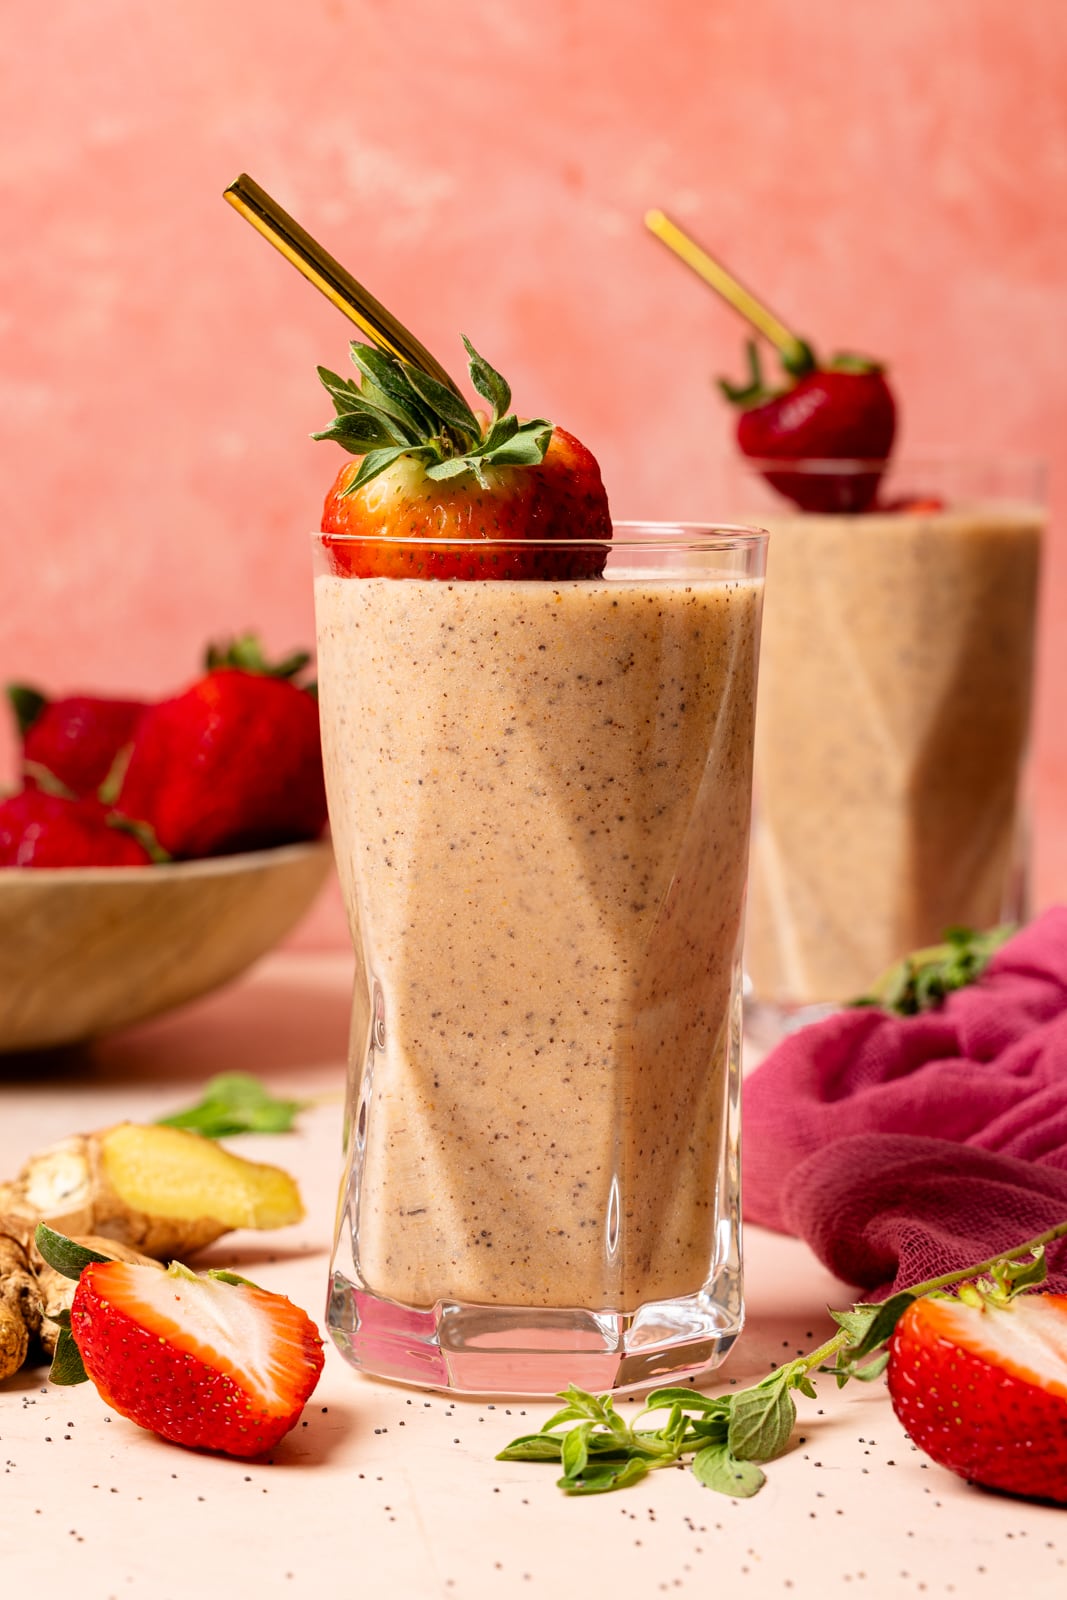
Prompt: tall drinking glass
<box><xmin>314</xmin><ymin>523</ymin><xmax>767</xmax><ymax>1395</ymax></box>
<box><xmin>732</xmin><ymin>457</ymin><xmax>1044</xmax><ymax>1032</ymax></box>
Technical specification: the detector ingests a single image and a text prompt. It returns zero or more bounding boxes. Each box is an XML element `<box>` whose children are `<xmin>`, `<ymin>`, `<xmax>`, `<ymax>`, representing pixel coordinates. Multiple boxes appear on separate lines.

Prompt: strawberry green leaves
<box><xmin>34</xmin><ymin>1225</ymin><xmax>117</xmax><ymax>1388</ymax></box>
<box><xmin>35</xmin><ymin>1224</ymin><xmax>115</xmax><ymax>1281</ymax></box>
<box><xmin>314</xmin><ymin>337</ymin><xmax>553</xmax><ymax>493</ymax></box>
<box><xmin>462</xmin><ymin>334</ymin><xmax>511</xmax><ymax>423</ymax></box>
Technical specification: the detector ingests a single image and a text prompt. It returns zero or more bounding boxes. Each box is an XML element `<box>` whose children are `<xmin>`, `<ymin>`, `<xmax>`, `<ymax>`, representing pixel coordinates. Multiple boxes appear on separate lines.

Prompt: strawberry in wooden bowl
<box><xmin>0</xmin><ymin>637</ymin><xmax>333</xmax><ymax>1052</ymax></box>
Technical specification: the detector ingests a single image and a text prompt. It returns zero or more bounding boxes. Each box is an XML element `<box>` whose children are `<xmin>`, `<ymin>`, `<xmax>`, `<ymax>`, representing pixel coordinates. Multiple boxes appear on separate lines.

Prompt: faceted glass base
<box><xmin>326</xmin><ymin>1269</ymin><xmax>743</xmax><ymax>1397</ymax></box>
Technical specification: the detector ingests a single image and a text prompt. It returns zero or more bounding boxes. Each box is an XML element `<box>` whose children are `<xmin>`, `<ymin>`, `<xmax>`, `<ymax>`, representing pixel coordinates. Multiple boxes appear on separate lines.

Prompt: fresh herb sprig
<box><xmin>497</xmin><ymin>1220</ymin><xmax>1067</xmax><ymax>1497</ymax></box>
<box><xmin>851</xmin><ymin>924</ymin><xmax>1014</xmax><ymax>1016</ymax></box>
<box><xmin>156</xmin><ymin>1073</ymin><xmax>307</xmax><ymax>1138</ymax></box>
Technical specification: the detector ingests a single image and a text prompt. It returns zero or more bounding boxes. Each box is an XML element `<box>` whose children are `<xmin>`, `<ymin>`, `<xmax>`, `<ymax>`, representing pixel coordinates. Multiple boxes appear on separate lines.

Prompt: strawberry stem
<box><xmin>797</xmin><ymin>1218</ymin><xmax>1067</xmax><ymax>1380</ymax></box>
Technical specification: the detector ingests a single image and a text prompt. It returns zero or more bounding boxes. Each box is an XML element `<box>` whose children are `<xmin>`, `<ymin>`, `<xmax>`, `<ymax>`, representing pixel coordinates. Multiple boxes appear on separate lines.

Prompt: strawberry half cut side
<box><xmin>887</xmin><ymin>1292</ymin><xmax>1067</xmax><ymax>1503</ymax></box>
<box><xmin>70</xmin><ymin>1260</ymin><xmax>325</xmax><ymax>1458</ymax></box>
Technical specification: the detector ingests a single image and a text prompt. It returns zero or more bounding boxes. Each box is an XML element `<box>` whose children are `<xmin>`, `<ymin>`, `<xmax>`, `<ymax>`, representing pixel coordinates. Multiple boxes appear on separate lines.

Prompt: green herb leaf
<box><xmin>727</xmin><ymin>1370</ymin><xmax>798</xmax><ymax>1463</ymax></box>
<box><xmin>851</xmin><ymin>925</ymin><xmax>1014</xmax><ymax>1015</ymax></box>
<box><xmin>844</xmin><ymin>1292</ymin><xmax>917</xmax><ymax>1362</ymax></box>
<box><xmin>48</xmin><ymin>1326</ymin><xmax>88</xmax><ymax>1387</ymax></box>
<box><xmin>495</xmin><ymin>1221</ymin><xmax>1067</xmax><ymax>1501</ymax></box>
<box><xmin>34</xmin><ymin>1225</ymin><xmax>114</xmax><ymax>1281</ymax></box>
<box><xmin>558</xmin><ymin>1457</ymin><xmax>650</xmax><ymax>1495</ymax></box>
<box><xmin>691</xmin><ymin>1440</ymin><xmax>766</xmax><ymax>1497</ymax></box>
<box><xmin>828</xmin><ymin>1305</ymin><xmax>882</xmax><ymax>1344</ymax></box>
<box><xmin>642</xmin><ymin>1387</ymin><xmax>731</xmax><ymax>1417</ymax></box>
<box><xmin>560</xmin><ymin>1421</ymin><xmax>593</xmax><ymax>1479</ymax></box>
<box><xmin>156</xmin><ymin>1072</ymin><xmax>306</xmax><ymax>1138</ymax></box>
<box><xmin>496</xmin><ymin>1434</ymin><xmax>565</xmax><ymax>1463</ymax></box>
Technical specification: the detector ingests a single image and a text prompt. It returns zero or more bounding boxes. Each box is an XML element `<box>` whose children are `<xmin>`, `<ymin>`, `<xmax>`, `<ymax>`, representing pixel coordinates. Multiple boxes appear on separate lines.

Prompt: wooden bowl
<box><xmin>0</xmin><ymin>840</ymin><xmax>335</xmax><ymax>1052</ymax></box>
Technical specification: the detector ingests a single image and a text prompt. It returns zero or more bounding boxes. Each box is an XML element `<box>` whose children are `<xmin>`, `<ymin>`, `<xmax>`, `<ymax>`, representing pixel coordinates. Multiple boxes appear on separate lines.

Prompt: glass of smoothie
<box><xmin>314</xmin><ymin>522</ymin><xmax>767</xmax><ymax>1395</ymax></box>
<box><xmin>734</xmin><ymin>455</ymin><xmax>1044</xmax><ymax>1029</ymax></box>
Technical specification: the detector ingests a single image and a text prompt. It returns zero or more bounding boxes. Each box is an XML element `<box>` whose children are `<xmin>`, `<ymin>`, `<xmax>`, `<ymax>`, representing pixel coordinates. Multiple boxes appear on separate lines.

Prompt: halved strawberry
<box><xmin>887</xmin><ymin>1291</ymin><xmax>1067</xmax><ymax>1503</ymax></box>
<box><xmin>316</xmin><ymin>337</ymin><xmax>612</xmax><ymax>579</ymax></box>
<box><xmin>70</xmin><ymin>1259</ymin><xmax>324</xmax><ymax>1458</ymax></box>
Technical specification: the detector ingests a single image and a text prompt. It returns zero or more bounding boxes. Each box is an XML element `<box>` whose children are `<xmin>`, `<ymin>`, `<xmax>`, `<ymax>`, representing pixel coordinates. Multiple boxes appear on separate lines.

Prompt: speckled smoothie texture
<box><xmin>316</xmin><ymin>573</ymin><xmax>763</xmax><ymax>1310</ymax></box>
<box><xmin>746</xmin><ymin>504</ymin><xmax>1042</xmax><ymax>1006</ymax></box>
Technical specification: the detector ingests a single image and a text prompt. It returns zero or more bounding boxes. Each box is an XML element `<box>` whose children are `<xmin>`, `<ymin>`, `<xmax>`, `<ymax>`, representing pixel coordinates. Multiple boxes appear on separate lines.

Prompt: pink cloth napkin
<box><xmin>742</xmin><ymin>907</ymin><xmax>1067</xmax><ymax>1296</ymax></box>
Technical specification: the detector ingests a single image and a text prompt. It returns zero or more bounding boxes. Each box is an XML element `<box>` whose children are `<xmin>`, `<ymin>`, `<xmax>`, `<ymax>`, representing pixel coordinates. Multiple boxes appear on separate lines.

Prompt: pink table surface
<box><xmin>2</xmin><ymin>951</ymin><xmax>1066</xmax><ymax>1599</ymax></box>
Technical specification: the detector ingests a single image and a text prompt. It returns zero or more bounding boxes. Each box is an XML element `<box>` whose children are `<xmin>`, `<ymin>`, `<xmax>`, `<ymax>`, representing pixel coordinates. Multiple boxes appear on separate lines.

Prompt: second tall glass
<box><xmin>314</xmin><ymin>523</ymin><xmax>766</xmax><ymax>1395</ymax></box>
<box><xmin>735</xmin><ymin>457</ymin><xmax>1044</xmax><ymax>1024</ymax></box>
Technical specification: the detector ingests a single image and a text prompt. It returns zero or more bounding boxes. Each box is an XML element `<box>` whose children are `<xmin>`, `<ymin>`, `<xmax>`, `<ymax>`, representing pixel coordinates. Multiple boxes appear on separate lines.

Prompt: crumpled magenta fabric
<box><xmin>742</xmin><ymin>907</ymin><xmax>1067</xmax><ymax>1296</ymax></box>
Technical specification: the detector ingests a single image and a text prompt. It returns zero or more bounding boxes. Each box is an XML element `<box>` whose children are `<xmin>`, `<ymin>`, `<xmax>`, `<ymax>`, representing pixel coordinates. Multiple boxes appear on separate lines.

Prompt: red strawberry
<box><xmin>8</xmin><ymin>685</ymin><xmax>147</xmax><ymax>797</ymax></box>
<box><xmin>114</xmin><ymin>639</ymin><xmax>328</xmax><ymax>859</ymax></box>
<box><xmin>315</xmin><ymin>336</ymin><xmax>612</xmax><ymax>580</ymax></box>
<box><xmin>887</xmin><ymin>1290</ymin><xmax>1067</xmax><ymax>1503</ymax></box>
<box><xmin>70</xmin><ymin>1259</ymin><xmax>324</xmax><ymax>1457</ymax></box>
<box><xmin>721</xmin><ymin>341</ymin><xmax>897</xmax><ymax>513</ymax></box>
<box><xmin>0</xmin><ymin>788</ymin><xmax>153</xmax><ymax>867</ymax></box>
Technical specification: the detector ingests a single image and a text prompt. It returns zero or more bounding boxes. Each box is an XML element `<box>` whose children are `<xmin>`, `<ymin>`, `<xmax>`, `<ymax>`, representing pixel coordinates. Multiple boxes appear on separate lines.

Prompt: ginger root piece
<box><xmin>0</xmin><ymin>1234</ymin><xmax>42</xmax><ymax>1381</ymax></box>
<box><xmin>2</xmin><ymin>1122</ymin><xmax>304</xmax><ymax>1260</ymax></box>
<box><xmin>0</xmin><ymin>1122</ymin><xmax>305</xmax><ymax>1381</ymax></box>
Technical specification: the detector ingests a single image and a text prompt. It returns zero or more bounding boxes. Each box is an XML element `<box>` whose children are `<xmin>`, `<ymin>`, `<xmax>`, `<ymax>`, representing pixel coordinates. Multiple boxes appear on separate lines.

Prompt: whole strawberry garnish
<box><xmin>114</xmin><ymin>636</ymin><xmax>327</xmax><ymax>859</ymax></box>
<box><xmin>0</xmin><ymin>788</ymin><xmax>154</xmax><ymax>867</ymax></box>
<box><xmin>315</xmin><ymin>337</ymin><xmax>612</xmax><ymax>579</ymax></box>
<box><xmin>721</xmin><ymin>339</ymin><xmax>897</xmax><ymax>513</ymax></box>
<box><xmin>68</xmin><ymin>1257</ymin><xmax>324</xmax><ymax>1457</ymax></box>
<box><xmin>887</xmin><ymin>1286</ymin><xmax>1067</xmax><ymax>1503</ymax></box>
<box><xmin>7</xmin><ymin>685</ymin><xmax>148</xmax><ymax>798</ymax></box>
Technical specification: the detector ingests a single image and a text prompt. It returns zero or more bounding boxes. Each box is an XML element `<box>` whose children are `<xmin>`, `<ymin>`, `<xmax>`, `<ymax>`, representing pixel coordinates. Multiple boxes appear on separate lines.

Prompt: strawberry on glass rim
<box><xmin>316</xmin><ymin>336</ymin><xmax>612</xmax><ymax>580</ymax></box>
<box><xmin>643</xmin><ymin>211</ymin><xmax>898</xmax><ymax>514</ymax></box>
<box><xmin>720</xmin><ymin>337</ymin><xmax>897</xmax><ymax>514</ymax></box>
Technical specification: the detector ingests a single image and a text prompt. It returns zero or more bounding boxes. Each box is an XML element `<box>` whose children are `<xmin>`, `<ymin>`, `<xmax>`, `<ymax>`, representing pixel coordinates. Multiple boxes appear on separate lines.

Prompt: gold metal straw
<box><xmin>224</xmin><ymin>173</ymin><xmax>463</xmax><ymax>394</ymax></box>
<box><xmin>644</xmin><ymin>208</ymin><xmax>809</xmax><ymax>370</ymax></box>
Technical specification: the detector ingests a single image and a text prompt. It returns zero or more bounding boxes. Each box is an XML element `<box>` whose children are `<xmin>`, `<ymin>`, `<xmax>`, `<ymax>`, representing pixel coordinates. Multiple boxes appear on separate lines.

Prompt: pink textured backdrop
<box><xmin>2</xmin><ymin>0</ymin><xmax>1065</xmax><ymax>946</ymax></box>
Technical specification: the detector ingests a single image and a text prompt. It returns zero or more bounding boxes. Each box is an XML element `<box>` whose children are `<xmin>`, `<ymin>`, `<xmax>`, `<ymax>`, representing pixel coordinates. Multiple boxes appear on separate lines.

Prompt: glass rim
<box><xmin>312</xmin><ymin>519</ymin><xmax>768</xmax><ymax>551</ymax></box>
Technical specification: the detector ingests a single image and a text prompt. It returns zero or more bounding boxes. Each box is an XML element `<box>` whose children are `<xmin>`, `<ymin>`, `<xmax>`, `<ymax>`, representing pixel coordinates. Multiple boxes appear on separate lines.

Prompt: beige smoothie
<box><xmin>315</xmin><ymin>570</ymin><xmax>763</xmax><ymax>1311</ymax></box>
<box><xmin>746</xmin><ymin>503</ymin><xmax>1043</xmax><ymax>1007</ymax></box>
